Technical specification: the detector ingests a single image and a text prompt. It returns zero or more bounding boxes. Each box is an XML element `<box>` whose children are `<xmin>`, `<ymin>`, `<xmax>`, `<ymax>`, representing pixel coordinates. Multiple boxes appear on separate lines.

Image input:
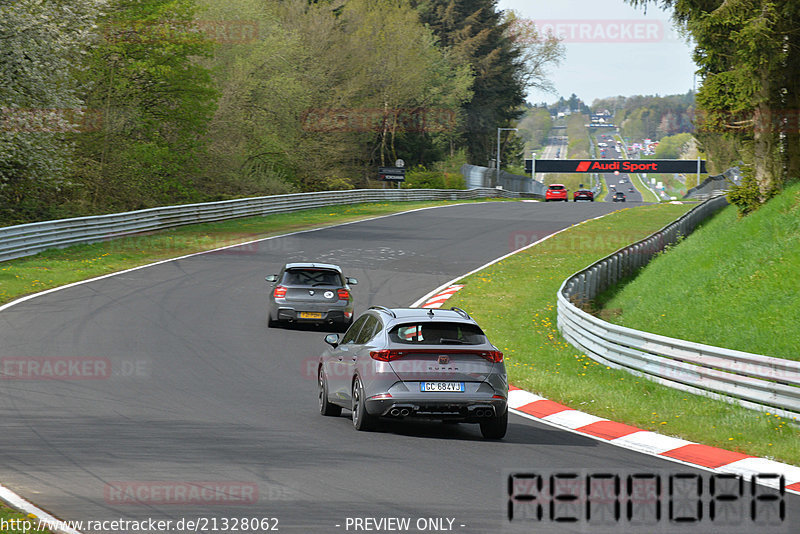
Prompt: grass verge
<box><xmin>602</xmin><ymin>182</ymin><xmax>800</xmax><ymax>361</ymax></box>
<box><xmin>446</xmin><ymin>202</ymin><xmax>800</xmax><ymax>465</ymax></box>
<box><xmin>0</xmin><ymin>504</ymin><xmax>54</xmax><ymax>534</ymax></box>
<box><xmin>0</xmin><ymin>199</ymin><xmax>510</xmax><ymax>306</ymax></box>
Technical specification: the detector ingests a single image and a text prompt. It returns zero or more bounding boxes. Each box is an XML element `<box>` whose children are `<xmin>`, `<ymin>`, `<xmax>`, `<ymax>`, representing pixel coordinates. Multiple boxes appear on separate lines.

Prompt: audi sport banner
<box><xmin>527</xmin><ymin>159</ymin><xmax>707</xmax><ymax>174</ymax></box>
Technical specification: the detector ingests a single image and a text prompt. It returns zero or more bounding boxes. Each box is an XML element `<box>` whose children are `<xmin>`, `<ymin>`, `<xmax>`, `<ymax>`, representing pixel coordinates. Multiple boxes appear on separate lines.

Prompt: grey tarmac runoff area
<box><xmin>0</xmin><ymin>201</ymin><xmax>797</xmax><ymax>534</ymax></box>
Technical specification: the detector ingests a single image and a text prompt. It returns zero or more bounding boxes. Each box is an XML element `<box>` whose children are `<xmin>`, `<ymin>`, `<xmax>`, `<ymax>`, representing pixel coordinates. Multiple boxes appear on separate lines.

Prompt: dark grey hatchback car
<box><xmin>266</xmin><ymin>263</ymin><xmax>357</xmax><ymax>329</ymax></box>
<box><xmin>318</xmin><ymin>306</ymin><xmax>509</xmax><ymax>439</ymax></box>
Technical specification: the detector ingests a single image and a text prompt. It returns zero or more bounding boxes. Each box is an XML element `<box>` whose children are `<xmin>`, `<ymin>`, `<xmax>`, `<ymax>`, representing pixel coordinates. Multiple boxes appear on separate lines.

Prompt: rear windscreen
<box><xmin>548</xmin><ymin>185</ymin><xmax>565</xmax><ymax>191</ymax></box>
<box><xmin>282</xmin><ymin>269</ymin><xmax>342</xmax><ymax>286</ymax></box>
<box><xmin>389</xmin><ymin>322</ymin><xmax>486</xmax><ymax>345</ymax></box>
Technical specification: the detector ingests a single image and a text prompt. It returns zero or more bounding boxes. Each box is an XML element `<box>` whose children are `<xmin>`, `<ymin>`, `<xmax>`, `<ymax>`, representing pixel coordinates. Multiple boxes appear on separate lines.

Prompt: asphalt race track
<box><xmin>1</xmin><ymin>201</ymin><xmax>797</xmax><ymax>534</ymax></box>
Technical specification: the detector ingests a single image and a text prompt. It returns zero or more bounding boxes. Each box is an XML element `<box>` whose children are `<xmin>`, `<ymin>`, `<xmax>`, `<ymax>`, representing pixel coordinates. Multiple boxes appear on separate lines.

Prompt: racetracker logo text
<box><xmin>510</xmin><ymin>19</ymin><xmax>666</xmax><ymax>43</ymax></box>
<box><xmin>104</xmin><ymin>481</ymin><xmax>259</xmax><ymax>505</ymax></box>
<box><xmin>1</xmin><ymin>357</ymin><xmax>111</xmax><ymax>380</ymax></box>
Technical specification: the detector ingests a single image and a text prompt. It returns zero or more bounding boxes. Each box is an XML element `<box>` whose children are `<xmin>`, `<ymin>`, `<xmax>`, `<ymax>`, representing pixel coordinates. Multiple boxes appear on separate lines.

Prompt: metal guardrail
<box><xmin>684</xmin><ymin>166</ymin><xmax>741</xmax><ymax>200</ymax></box>
<box><xmin>460</xmin><ymin>164</ymin><xmax>545</xmax><ymax>196</ymax></box>
<box><xmin>557</xmin><ymin>195</ymin><xmax>800</xmax><ymax>419</ymax></box>
<box><xmin>0</xmin><ymin>188</ymin><xmax>517</xmax><ymax>263</ymax></box>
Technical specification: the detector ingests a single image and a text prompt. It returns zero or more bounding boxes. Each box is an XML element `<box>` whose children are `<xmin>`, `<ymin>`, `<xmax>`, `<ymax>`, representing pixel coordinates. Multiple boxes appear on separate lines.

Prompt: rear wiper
<box><xmin>439</xmin><ymin>338</ymin><xmax>469</xmax><ymax>344</ymax></box>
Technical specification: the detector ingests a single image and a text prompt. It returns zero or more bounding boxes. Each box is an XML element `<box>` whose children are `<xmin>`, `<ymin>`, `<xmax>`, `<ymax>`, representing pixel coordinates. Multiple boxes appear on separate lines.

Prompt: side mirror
<box><xmin>324</xmin><ymin>334</ymin><xmax>340</xmax><ymax>348</ymax></box>
<box><xmin>265</xmin><ymin>275</ymin><xmax>277</xmax><ymax>283</ymax></box>
<box><xmin>346</xmin><ymin>277</ymin><xmax>358</xmax><ymax>285</ymax></box>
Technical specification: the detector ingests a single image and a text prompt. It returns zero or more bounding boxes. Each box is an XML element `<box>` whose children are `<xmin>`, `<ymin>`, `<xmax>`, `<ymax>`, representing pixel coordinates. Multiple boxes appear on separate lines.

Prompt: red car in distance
<box><xmin>545</xmin><ymin>184</ymin><xmax>568</xmax><ymax>202</ymax></box>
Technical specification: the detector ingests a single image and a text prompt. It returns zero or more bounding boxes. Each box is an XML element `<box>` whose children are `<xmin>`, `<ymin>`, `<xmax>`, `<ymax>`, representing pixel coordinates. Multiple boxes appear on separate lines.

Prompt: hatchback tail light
<box><xmin>370</xmin><ymin>349</ymin><xmax>406</xmax><ymax>362</ymax></box>
<box><xmin>337</xmin><ymin>288</ymin><xmax>350</xmax><ymax>300</ymax></box>
<box><xmin>479</xmin><ymin>350</ymin><xmax>504</xmax><ymax>363</ymax></box>
<box><xmin>273</xmin><ymin>286</ymin><xmax>287</xmax><ymax>298</ymax></box>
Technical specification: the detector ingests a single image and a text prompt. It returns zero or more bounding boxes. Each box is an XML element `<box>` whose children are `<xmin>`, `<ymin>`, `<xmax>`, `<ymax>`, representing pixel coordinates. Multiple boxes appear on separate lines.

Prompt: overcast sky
<box><xmin>497</xmin><ymin>0</ymin><xmax>698</xmax><ymax>106</ymax></box>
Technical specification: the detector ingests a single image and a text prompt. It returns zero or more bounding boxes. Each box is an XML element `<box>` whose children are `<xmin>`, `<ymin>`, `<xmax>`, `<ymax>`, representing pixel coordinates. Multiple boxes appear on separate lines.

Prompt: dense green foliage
<box><xmin>414</xmin><ymin>1</ymin><xmax>563</xmax><ymax>167</ymax></box>
<box><xmin>400</xmin><ymin>167</ymin><xmax>466</xmax><ymax>189</ymax></box>
<box><xmin>0</xmin><ymin>0</ymin><xmax>102</xmax><ymax>222</ymax></box>
<box><xmin>516</xmin><ymin>105</ymin><xmax>552</xmax><ymax>153</ymax></box>
<box><xmin>0</xmin><ymin>0</ymin><xmax>562</xmax><ymax>225</ymax></box>
<box><xmin>648</xmin><ymin>132</ymin><xmax>694</xmax><ymax>159</ymax></box>
<box><xmin>627</xmin><ymin>1</ymin><xmax>800</xmax><ymax>213</ymax></box>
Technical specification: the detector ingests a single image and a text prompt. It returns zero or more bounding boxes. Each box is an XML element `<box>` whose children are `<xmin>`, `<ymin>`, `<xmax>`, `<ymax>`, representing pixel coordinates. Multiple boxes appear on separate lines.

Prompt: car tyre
<box><xmin>319</xmin><ymin>368</ymin><xmax>341</xmax><ymax>417</ymax></box>
<box><xmin>267</xmin><ymin>313</ymin><xmax>278</xmax><ymax>328</ymax></box>
<box><xmin>352</xmin><ymin>376</ymin><xmax>376</xmax><ymax>431</ymax></box>
<box><xmin>480</xmin><ymin>408</ymin><xmax>508</xmax><ymax>439</ymax></box>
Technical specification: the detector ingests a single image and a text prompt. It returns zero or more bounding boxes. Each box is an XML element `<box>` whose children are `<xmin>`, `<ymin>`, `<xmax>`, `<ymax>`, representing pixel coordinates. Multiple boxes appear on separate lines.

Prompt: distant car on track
<box><xmin>545</xmin><ymin>184</ymin><xmax>568</xmax><ymax>202</ymax></box>
<box><xmin>612</xmin><ymin>192</ymin><xmax>627</xmax><ymax>202</ymax></box>
<box><xmin>318</xmin><ymin>306</ymin><xmax>508</xmax><ymax>439</ymax></box>
<box><xmin>573</xmin><ymin>189</ymin><xmax>594</xmax><ymax>202</ymax></box>
<box><xmin>266</xmin><ymin>262</ymin><xmax>357</xmax><ymax>330</ymax></box>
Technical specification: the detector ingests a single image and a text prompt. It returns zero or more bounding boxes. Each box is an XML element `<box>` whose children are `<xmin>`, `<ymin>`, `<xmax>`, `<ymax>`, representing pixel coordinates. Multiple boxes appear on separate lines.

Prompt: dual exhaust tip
<box><xmin>473</xmin><ymin>408</ymin><xmax>494</xmax><ymax>418</ymax></box>
<box><xmin>389</xmin><ymin>408</ymin><xmax>411</xmax><ymax>417</ymax></box>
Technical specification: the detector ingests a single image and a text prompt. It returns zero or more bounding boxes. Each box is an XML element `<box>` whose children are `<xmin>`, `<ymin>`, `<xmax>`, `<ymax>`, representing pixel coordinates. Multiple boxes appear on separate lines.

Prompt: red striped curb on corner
<box><xmin>420</xmin><ymin>287</ymin><xmax>800</xmax><ymax>495</ymax></box>
<box><xmin>421</xmin><ymin>284</ymin><xmax>464</xmax><ymax>309</ymax></box>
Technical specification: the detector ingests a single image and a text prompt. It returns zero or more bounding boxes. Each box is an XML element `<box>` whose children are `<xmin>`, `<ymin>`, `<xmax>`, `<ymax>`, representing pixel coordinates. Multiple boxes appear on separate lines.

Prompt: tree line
<box><xmin>627</xmin><ymin>0</ymin><xmax>800</xmax><ymax>214</ymax></box>
<box><xmin>592</xmin><ymin>92</ymin><xmax>696</xmax><ymax>143</ymax></box>
<box><xmin>0</xmin><ymin>0</ymin><xmax>563</xmax><ymax>225</ymax></box>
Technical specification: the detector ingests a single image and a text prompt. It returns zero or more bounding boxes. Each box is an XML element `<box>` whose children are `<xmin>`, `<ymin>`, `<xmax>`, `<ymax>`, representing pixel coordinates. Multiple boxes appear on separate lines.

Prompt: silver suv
<box><xmin>318</xmin><ymin>307</ymin><xmax>508</xmax><ymax>439</ymax></box>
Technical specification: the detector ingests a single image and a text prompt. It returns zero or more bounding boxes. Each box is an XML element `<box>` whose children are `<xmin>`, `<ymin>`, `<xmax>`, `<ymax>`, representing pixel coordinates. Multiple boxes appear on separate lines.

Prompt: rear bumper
<box><xmin>365</xmin><ymin>391</ymin><xmax>507</xmax><ymax>421</ymax></box>
<box><xmin>275</xmin><ymin>307</ymin><xmax>350</xmax><ymax>324</ymax></box>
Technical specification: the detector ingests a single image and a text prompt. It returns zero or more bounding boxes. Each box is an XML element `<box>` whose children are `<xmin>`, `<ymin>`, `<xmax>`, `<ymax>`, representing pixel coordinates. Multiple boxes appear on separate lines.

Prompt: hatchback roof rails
<box><xmin>450</xmin><ymin>307</ymin><xmax>470</xmax><ymax>319</ymax></box>
<box><xmin>369</xmin><ymin>306</ymin><xmax>396</xmax><ymax>318</ymax></box>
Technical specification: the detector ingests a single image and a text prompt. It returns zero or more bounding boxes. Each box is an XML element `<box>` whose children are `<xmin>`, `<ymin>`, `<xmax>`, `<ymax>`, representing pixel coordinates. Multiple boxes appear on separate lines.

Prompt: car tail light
<box><xmin>337</xmin><ymin>288</ymin><xmax>350</xmax><ymax>300</ymax></box>
<box><xmin>479</xmin><ymin>350</ymin><xmax>503</xmax><ymax>363</ymax></box>
<box><xmin>273</xmin><ymin>286</ymin><xmax>287</xmax><ymax>298</ymax></box>
<box><xmin>370</xmin><ymin>349</ymin><xmax>406</xmax><ymax>362</ymax></box>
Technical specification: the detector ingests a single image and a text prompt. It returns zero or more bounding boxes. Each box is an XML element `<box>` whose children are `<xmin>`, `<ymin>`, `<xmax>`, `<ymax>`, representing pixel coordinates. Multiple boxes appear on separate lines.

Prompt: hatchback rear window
<box><xmin>548</xmin><ymin>185</ymin><xmax>565</xmax><ymax>190</ymax></box>
<box><xmin>282</xmin><ymin>269</ymin><xmax>342</xmax><ymax>286</ymax></box>
<box><xmin>389</xmin><ymin>322</ymin><xmax>486</xmax><ymax>345</ymax></box>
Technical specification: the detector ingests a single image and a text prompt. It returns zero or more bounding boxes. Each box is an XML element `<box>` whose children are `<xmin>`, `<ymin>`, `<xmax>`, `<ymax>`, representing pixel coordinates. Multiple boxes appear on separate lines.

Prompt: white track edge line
<box><xmin>0</xmin><ymin>202</ymin><xmax>477</xmax><ymax>314</ymax></box>
<box><xmin>509</xmin><ymin>408</ymin><xmax>800</xmax><ymax>496</ymax></box>
<box><xmin>0</xmin><ymin>486</ymin><xmax>81</xmax><ymax>534</ymax></box>
<box><xmin>410</xmin><ymin>211</ymin><xmax>614</xmax><ymax>308</ymax></box>
<box><xmin>0</xmin><ymin>200</ymin><xmax>489</xmax><ymax>528</ymax></box>
<box><xmin>402</xmin><ymin>205</ymin><xmax>800</xmax><ymax>496</ymax></box>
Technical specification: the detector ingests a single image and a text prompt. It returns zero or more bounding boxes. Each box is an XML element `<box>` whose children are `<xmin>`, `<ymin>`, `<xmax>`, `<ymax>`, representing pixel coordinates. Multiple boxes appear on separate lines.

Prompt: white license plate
<box><xmin>298</xmin><ymin>312</ymin><xmax>322</xmax><ymax>319</ymax></box>
<box><xmin>420</xmin><ymin>382</ymin><xmax>465</xmax><ymax>392</ymax></box>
